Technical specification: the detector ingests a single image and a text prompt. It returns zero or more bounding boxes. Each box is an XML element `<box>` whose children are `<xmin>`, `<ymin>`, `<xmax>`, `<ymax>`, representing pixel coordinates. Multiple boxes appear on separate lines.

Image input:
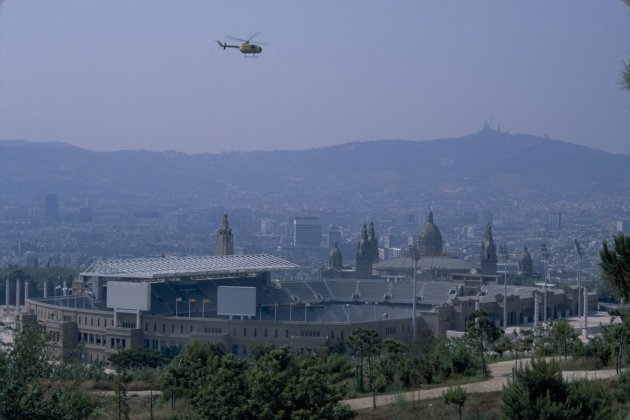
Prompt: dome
<box><xmin>418</xmin><ymin>210</ymin><xmax>443</xmax><ymax>256</ymax></box>
<box><xmin>329</xmin><ymin>244</ymin><xmax>342</xmax><ymax>259</ymax></box>
<box><xmin>518</xmin><ymin>246</ymin><xmax>533</xmax><ymax>274</ymax></box>
<box><xmin>328</xmin><ymin>242</ymin><xmax>343</xmax><ymax>269</ymax></box>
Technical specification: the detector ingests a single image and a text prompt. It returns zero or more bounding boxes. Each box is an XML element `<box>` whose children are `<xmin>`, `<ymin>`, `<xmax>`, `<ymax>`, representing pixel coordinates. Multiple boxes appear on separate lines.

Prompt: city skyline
<box><xmin>0</xmin><ymin>1</ymin><xmax>628</xmax><ymax>155</ymax></box>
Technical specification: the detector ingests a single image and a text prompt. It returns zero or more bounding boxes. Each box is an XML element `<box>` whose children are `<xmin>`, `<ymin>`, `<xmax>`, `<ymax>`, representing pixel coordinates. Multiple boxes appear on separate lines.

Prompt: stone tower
<box><xmin>480</xmin><ymin>223</ymin><xmax>498</xmax><ymax>276</ymax></box>
<box><xmin>518</xmin><ymin>246</ymin><xmax>533</xmax><ymax>275</ymax></box>
<box><xmin>367</xmin><ymin>221</ymin><xmax>379</xmax><ymax>265</ymax></box>
<box><xmin>356</xmin><ymin>223</ymin><xmax>373</xmax><ymax>278</ymax></box>
<box><xmin>216</xmin><ymin>213</ymin><xmax>234</xmax><ymax>256</ymax></box>
<box><xmin>418</xmin><ymin>209</ymin><xmax>443</xmax><ymax>256</ymax></box>
<box><xmin>328</xmin><ymin>242</ymin><xmax>343</xmax><ymax>270</ymax></box>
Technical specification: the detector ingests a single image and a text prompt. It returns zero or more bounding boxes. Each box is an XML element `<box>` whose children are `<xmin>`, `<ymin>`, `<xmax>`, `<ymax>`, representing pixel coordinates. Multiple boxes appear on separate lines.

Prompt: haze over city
<box><xmin>0</xmin><ymin>1</ymin><xmax>629</xmax><ymax>155</ymax></box>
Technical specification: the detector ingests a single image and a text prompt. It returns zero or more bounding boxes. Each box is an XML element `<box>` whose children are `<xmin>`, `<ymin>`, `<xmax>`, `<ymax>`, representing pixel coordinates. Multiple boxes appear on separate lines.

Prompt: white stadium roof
<box><xmin>81</xmin><ymin>254</ymin><xmax>299</xmax><ymax>280</ymax></box>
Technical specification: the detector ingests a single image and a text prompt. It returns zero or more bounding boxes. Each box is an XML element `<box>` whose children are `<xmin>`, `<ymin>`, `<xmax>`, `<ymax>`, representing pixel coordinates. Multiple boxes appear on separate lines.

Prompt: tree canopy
<box><xmin>600</xmin><ymin>234</ymin><xmax>630</xmax><ymax>302</ymax></box>
<box><xmin>501</xmin><ymin>358</ymin><xmax>611</xmax><ymax>420</ymax></box>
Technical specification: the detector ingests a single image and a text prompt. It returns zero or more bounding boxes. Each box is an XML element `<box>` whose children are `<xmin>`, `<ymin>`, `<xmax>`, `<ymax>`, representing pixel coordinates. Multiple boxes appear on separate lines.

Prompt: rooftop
<box><xmin>81</xmin><ymin>254</ymin><xmax>299</xmax><ymax>280</ymax></box>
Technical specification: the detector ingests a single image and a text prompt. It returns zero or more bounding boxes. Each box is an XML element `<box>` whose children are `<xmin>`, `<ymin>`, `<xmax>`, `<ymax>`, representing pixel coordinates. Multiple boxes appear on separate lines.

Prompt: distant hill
<box><xmin>1</xmin><ymin>131</ymin><xmax>629</xmax><ymax>208</ymax></box>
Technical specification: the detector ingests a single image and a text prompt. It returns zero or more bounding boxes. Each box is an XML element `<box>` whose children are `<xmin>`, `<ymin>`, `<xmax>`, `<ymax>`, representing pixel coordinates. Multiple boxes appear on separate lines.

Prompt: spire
<box><xmin>216</xmin><ymin>213</ymin><xmax>234</xmax><ymax>256</ymax></box>
<box><xmin>220</xmin><ymin>213</ymin><xmax>230</xmax><ymax>230</ymax></box>
<box><xmin>485</xmin><ymin>223</ymin><xmax>493</xmax><ymax>241</ymax></box>
<box><xmin>368</xmin><ymin>221</ymin><xmax>379</xmax><ymax>264</ymax></box>
<box><xmin>427</xmin><ymin>209</ymin><xmax>434</xmax><ymax>224</ymax></box>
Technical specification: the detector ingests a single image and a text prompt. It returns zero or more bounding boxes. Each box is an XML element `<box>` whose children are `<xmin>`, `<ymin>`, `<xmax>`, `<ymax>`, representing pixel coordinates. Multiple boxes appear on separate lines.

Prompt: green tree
<box><xmin>188</xmin><ymin>353</ymin><xmax>249</xmax><ymax>419</ymax></box>
<box><xmin>565</xmin><ymin>378</ymin><xmax>611</xmax><ymax>420</ymax></box>
<box><xmin>583</xmin><ymin>335</ymin><xmax>612</xmax><ymax>368</ymax></box>
<box><xmin>113</xmin><ymin>372</ymin><xmax>130</xmax><ymax>420</ymax></box>
<box><xmin>0</xmin><ymin>324</ymin><xmax>54</xmax><ymax>418</ymax></box>
<box><xmin>161</xmin><ymin>341</ymin><xmax>226</xmax><ymax>402</ymax></box>
<box><xmin>347</xmin><ymin>328</ymin><xmax>381</xmax><ymax>408</ymax></box>
<box><xmin>443</xmin><ymin>386</ymin><xmax>468</xmax><ymax>420</ymax></box>
<box><xmin>109</xmin><ymin>348</ymin><xmax>168</xmax><ymax>370</ymax></box>
<box><xmin>547</xmin><ymin>319</ymin><xmax>580</xmax><ymax>360</ymax></box>
<box><xmin>245</xmin><ymin>346</ymin><xmax>355</xmax><ymax>419</ymax></box>
<box><xmin>48</xmin><ymin>386</ymin><xmax>94</xmax><ymax>420</ymax></box>
<box><xmin>379</xmin><ymin>339</ymin><xmax>405</xmax><ymax>388</ymax></box>
<box><xmin>614</xmin><ymin>371</ymin><xmax>630</xmax><ymax>403</ymax></box>
<box><xmin>601</xmin><ymin>309</ymin><xmax>630</xmax><ymax>373</ymax></box>
<box><xmin>493</xmin><ymin>335</ymin><xmax>513</xmax><ymax>359</ymax></box>
<box><xmin>464</xmin><ymin>310</ymin><xmax>501</xmax><ymax>377</ymax></box>
<box><xmin>501</xmin><ymin>358</ymin><xmax>570</xmax><ymax>420</ymax></box>
<box><xmin>501</xmin><ymin>358</ymin><xmax>611</xmax><ymax>420</ymax></box>
<box><xmin>0</xmin><ymin>324</ymin><xmax>96</xmax><ymax>419</ymax></box>
<box><xmin>599</xmin><ymin>234</ymin><xmax>630</xmax><ymax>304</ymax></box>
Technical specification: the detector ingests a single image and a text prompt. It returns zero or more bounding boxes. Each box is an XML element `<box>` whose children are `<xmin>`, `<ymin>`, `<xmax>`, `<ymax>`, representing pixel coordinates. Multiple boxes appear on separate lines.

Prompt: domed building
<box><xmin>417</xmin><ymin>210</ymin><xmax>443</xmax><ymax>256</ymax></box>
<box><xmin>328</xmin><ymin>242</ymin><xmax>343</xmax><ymax>270</ymax></box>
<box><xmin>517</xmin><ymin>246</ymin><xmax>533</xmax><ymax>275</ymax></box>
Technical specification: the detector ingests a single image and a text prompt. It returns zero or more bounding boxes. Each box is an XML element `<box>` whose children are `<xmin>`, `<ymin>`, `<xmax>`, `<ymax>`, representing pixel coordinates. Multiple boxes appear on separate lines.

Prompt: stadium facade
<box><xmin>17</xmin><ymin>212</ymin><xmax>596</xmax><ymax>363</ymax></box>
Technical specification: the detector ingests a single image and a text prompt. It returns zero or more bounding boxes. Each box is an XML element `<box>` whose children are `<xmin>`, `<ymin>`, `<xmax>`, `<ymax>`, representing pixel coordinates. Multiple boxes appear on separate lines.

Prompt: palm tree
<box><xmin>599</xmin><ymin>234</ymin><xmax>630</xmax><ymax>304</ymax></box>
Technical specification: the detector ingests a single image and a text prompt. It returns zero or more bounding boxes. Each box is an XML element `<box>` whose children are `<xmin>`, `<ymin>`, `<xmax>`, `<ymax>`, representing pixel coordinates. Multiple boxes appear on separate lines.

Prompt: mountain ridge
<box><xmin>1</xmin><ymin>131</ymin><xmax>629</xmax><ymax>209</ymax></box>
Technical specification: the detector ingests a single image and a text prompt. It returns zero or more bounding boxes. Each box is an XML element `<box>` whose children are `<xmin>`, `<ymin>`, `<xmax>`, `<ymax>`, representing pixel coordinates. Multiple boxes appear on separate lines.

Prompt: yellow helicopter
<box><xmin>217</xmin><ymin>32</ymin><xmax>265</xmax><ymax>57</ymax></box>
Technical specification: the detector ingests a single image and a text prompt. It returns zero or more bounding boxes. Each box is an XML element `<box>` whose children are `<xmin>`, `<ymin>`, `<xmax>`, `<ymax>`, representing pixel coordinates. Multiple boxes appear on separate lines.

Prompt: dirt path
<box><xmin>343</xmin><ymin>359</ymin><xmax>621</xmax><ymax>410</ymax></box>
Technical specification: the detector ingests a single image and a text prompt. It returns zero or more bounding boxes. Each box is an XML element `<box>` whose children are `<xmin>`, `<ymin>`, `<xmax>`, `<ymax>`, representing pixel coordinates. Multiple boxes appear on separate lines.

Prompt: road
<box><xmin>343</xmin><ymin>358</ymin><xmax>622</xmax><ymax>410</ymax></box>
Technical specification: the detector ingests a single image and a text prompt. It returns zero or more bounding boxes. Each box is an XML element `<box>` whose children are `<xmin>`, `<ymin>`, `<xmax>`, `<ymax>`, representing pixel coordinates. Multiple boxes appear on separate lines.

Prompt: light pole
<box><xmin>499</xmin><ymin>245</ymin><xmax>509</xmax><ymax>329</ymax></box>
<box><xmin>540</xmin><ymin>243</ymin><xmax>550</xmax><ymax>323</ymax></box>
<box><xmin>202</xmin><ymin>298</ymin><xmax>208</xmax><ymax>318</ymax></box>
<box><xmin>344</xmin><ymin>304</ymin><xmax>350</xmax><ymax>323</ymax></box>
<box><xmin>574</xmin><ymin>239</ymin><xmax>584</xmax><ymax>318</ymax></box>
<box><xmin>304</xmin><ymin>302</ymin><xmax>310</xmax><ymax>323</ymax></box>
<box><xmin>175</xmin><ymin>297</ymin><xmax>181</xmax><ymax>317</ymax></box>
<box><xmin>55</xmin><ymin>285</ymin><xmax>62</xmax><ymax>306</ymax></box>
<box><xmin>407</xmin><ymin>245</ymin><xmax>420</xmax><ymax>339</ymax></box>
<box><xmin>188</xmin><ymin>298</ymin><xmax>195</xmax><ymax>318</ymax></box>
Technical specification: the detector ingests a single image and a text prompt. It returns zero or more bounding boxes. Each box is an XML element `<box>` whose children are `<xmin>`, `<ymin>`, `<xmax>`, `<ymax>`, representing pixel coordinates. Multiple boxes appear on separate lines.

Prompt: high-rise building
<box><xmin>616</xmin><ymin>220</ymin><xmax>630</xmax><ymax>235</ymax></box>
<box><xmin>79</xmin><ymin>207</ymin><xmax>92</xmax><ymax>223</ymax></box>
<box><xmin>45</xmin><ymin>194</ymin><xmax>58</xmax><ymax>220</ymax></box>
<box><xmin>293</xmin><ymin>217</ymin><xmax>321</xmax><ymax>248</ymax></box>
<box><xmin>327</xmin><ymin>226</ymin><xmax>342</xmax><ymax>249</ymax></box>
<box><xmin>216</xmin><ymin>213</ymin><xmax>234</xmax><ymax>256</ymax></box>
<box><xmin>548</xmin><ymin>211</ymin><xmax>562</xmax><ymax>233</ymax></box>
<box><xmin>260</xmin><ymin>218</ymin><xmax>276</xmax><ymax>234</ymax></box>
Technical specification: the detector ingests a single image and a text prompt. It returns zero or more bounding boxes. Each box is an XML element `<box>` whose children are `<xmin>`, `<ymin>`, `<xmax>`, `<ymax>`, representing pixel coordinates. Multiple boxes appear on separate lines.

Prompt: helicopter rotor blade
<box><xmin>247</xmin><ymin>31</ymin><xmax>261</xmax><ymax>42</ymax></box>
<box><xmin>226</xmin><ymin>35</ymin><xmax>247</xmax><ymax>43</ymax></box>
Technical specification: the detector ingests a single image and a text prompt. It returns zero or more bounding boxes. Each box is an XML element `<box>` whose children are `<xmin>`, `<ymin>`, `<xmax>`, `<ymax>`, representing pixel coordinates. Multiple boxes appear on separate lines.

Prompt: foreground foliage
<box><xmin>0</xmin><ymin>325</ymin><xmax>94</xmax><ymax>419</ymax></box>
<box><xmin>501</xmin><ymin>358</ymin><xmax>611</xmax><ymax>420</ymax></box>
<box><xmin>162</xmin><ymin>342</ymin><xmax>355</xmax><ymax>419</ymax></box>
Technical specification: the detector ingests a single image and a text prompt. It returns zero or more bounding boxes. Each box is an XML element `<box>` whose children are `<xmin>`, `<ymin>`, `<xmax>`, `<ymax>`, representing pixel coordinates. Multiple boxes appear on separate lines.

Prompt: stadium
<box><xmin>18</xmin><ymin>251</ymin><xmax>595</xmax><ymax>364</ymax></box>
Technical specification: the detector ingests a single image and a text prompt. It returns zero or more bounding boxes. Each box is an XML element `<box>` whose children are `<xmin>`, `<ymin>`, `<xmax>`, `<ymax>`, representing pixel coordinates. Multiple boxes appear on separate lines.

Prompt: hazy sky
<box><xmin>1</xmin><ymin>1</ymin><xmax>629</xmax><ymax>155</ymax></box>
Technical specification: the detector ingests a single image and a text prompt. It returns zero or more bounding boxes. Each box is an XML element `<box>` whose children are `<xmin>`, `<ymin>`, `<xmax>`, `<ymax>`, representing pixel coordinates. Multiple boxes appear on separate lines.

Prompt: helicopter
<box><xmin>217</xmin><ymin>32</ymin><xmax>265</xmax><ymax>57</ymax></box>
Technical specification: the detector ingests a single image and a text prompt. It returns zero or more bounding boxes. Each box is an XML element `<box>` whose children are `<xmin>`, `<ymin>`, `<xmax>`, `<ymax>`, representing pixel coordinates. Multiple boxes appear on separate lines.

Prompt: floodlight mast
<box><xmin>540</xmin><ymin>243</ymin><xmax>550</xmax><ymax>323</ymax></box>
<box><xmin>408</xmin><ymin>245</ymin><xmax>420</xmax><ymax>339</ymax></box>
<box><xmin>499</xmin><ymin>245</ymin><xmax>509</xmax><ymax>329</ymax></box>
<box><xmin>574</xmin><ymin>239</ymin><xmax>584</xmax><ymax>318</ymax></box>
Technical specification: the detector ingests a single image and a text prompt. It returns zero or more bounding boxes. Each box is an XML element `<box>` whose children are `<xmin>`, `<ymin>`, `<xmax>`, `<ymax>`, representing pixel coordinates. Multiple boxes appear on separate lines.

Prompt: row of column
<box><xmin>4</xmin><ymin>278</ymin><xmax>69</xmax><ymax>312</ymax></box>
<box><xmin>5</xmin><ymin>278</ymin><xmax>28</xmax><ymax>312</ymax></box>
